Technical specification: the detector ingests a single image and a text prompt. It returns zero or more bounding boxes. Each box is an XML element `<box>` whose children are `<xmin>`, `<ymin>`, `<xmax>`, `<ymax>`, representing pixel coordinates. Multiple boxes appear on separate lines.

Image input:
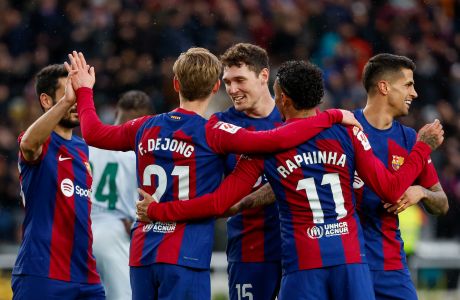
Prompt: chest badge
<box><xmin>391</xmin><ymin>155</ymin><xmax>405</xmax><ymax>171</ymax></box>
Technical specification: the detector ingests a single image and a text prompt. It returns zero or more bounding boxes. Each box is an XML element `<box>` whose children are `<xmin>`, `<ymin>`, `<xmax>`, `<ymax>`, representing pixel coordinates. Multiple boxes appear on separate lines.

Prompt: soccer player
<box><xmin>13</xmin><ymin>65</ymin><xmax>104</xmax><ymax>299</ymax></box>
<box><xmin>90</xmin><ymin>90</ymin><xmax>152</xmax><ymax>300</ymax></box>
<box><xmin>66</xmin><ymin>50</ymin><xmax>358</xmax><ymax>300</ymax></box>
<box><xmin>215</xmin><ymin>43</ymin><xmax>282</xmax><ymax>300</ymax></box>
<box><xmin>353</xmin><ymin>53</ymin><xmax>449</xmax><ymax>300</ymax></box>
<box><xmin>138</xmin><ymin>60</ymin><xmax>444</xmax><ymax>300</ymax></box>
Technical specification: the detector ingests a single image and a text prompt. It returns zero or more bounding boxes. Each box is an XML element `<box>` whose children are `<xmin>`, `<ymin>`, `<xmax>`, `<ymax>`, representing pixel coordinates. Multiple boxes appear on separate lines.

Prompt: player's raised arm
<box><xmin>136</xmin><ymin>155</ymin><xmax>265</xmax><ymax>222</ymax></box>
<box><xmin>66</xmin><ymin>51</ymin><xmax>145</xmax><ymax>151</ymax></box>
<box><xmin>206</xmin><ymin>109</ymin><xmax>363</xmax><ymax>154</ymax></box>
<box><xmin>352</xmin><ymin>120</ymin><xmax>444</xmax><ymax>204</ymax></box>
<box><xmin>20</xmin><ymin>74</ymin><xmax>76</xmax><ymax>162</ymax></box>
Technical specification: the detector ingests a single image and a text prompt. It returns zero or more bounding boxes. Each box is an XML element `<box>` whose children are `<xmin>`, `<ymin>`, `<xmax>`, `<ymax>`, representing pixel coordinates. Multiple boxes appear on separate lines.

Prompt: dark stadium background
<box><xmin>0</xmin><ymin>1</ymin><xmax>459</xmax><ymax>299</ymax></box>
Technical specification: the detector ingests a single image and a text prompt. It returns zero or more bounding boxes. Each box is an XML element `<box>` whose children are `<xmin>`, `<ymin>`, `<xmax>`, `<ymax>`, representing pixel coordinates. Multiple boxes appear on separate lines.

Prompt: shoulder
<box><xmin>393</xmin><ymin>120</ymin><xmax>417</xmax><ymax>144</ymax></box>
<box><xmin>212</xmin><ymin>107</ymin><xmax>237</xmax><ymax>121</ymax></box>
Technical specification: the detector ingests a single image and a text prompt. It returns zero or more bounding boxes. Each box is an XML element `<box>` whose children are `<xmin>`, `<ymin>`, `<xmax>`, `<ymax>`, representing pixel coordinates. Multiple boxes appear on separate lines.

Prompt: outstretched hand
<box><xmin>64</xmin><ymin>51</ymin><xmax>95</xmax><ymax>91</ymax></box>
<box><xmin>383</xmin><ymin>185</ymin><xmax>424</xmax><ymax>214</ymax></box>
<box><xmin>136</xmin><ymin>188</ymin><xmax>158</xmax><ymax>223</ymax></box>
<box><xmin>339</xmin><ymin>110</ymin><xmax>363</xmax><ymax>131</ymax></box>
<box><xmin>417</xmin><ymin>119</ymin><xmax>444</xmax><ymax>150</ymax></box>
<box><xmin>60</xmin><ymin>73</ymin><xmax>77</xmax><ymax>106</ymax></box>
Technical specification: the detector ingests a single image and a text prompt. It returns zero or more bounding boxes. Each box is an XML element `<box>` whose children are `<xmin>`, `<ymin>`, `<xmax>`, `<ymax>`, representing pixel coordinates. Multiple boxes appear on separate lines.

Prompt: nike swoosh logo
<box><xmin>59</xmin><ymin>155</ymin><xmax>72</xmax><ymax>161</ymax></box>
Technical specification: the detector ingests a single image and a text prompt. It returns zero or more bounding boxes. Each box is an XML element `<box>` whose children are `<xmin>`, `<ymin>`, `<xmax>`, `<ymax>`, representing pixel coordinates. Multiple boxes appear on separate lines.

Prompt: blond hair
<box><xmin>173</xmin><ymin>47</ymin><xmax>222</xmax><ymax>101</ymax></box>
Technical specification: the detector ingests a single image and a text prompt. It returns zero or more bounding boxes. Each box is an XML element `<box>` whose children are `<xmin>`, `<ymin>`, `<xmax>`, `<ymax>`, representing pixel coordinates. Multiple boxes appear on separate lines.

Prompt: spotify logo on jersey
<box><xmin>61</xmin><ymin>178</ymin><xmax>75</xmax><ymax>197</ymax></box>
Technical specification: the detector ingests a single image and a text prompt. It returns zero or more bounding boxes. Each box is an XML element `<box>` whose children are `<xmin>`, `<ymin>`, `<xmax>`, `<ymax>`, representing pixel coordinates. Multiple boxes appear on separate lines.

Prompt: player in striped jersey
<box><xmin>13</xmin><ymin>65</ymin><xmax>104</xmax><ymax>299</ymax></box>
<box><xmin>138</xmin><ymin>60</ymin><xmax>444</xmax><ymax>300</ymax></box>
<box><xmin>353</xmin><ymin>53</ymin><xmax>449</xmax><ymax>300</ymax></box>
<box><xmin>90</xmin><ymin>90</ymin><xmax>153</xmax><ymax>300</ymax></box>
<box><xmin>67</xmin><ymin>50</ymin><xmax>359</xmax><ymax>300</ymax></box>
<box><xmin>215</xmin><ymin>43</ymin><xmax>282</xmax><ymax>300</ymax></box>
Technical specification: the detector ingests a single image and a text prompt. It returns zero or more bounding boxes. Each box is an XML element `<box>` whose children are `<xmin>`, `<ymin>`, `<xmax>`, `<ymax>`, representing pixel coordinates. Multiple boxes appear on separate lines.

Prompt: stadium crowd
<box><xmin>0</xmin><ymin>0</ymin><xmax>459</xmax><ymax>254</ymax></box>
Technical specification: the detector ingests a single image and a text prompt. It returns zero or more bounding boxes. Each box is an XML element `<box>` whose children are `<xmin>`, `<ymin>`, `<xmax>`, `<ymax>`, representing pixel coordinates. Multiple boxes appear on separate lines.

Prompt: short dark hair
<box><xmin>362</xmin><ymin>53</ymin><xmax>416</xmax><ymax>93</ymax></box>
<box><xmin>117</xmin><ymin>90</ymin><xmax>153</xmax><ymax>114</ymax></box>
<box><xmin>35</xmin><ymin>64</ymin><xmax>67</xmax><ymax>101</ymax></box>
<box><xmin>276</xmin><ymin>60</ymin><xmax>324</xmax><ymax>110</ymax></box>
<box><xmin>220</xmin><ymin>43</ymin><xmax>269</xmax><ymax>75</ymax></box>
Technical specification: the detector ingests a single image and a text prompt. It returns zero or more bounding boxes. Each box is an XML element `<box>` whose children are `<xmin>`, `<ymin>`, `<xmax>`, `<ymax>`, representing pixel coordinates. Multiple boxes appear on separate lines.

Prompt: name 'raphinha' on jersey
<box><xmin>277</xmin><ymin>151</ymin><xmax>347</xmax><ymax>178</ymax></box>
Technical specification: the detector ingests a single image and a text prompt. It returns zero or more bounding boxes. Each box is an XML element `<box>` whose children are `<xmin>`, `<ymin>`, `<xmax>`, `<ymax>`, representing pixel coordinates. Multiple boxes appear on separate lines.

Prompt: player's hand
<box><xmin>383</xmin><ymin>185</ymin><xmax>424</xmax><ymax>214</ymax></box>
<box><xmin>339</xmin><ymin>110</ymin><xmax>363</xmax><ymax>131</ymax></box>
<box><xmin>60</xmin><ymin>74</ymin><xmax>77</xmax><ymax>107</ymax></box>
<box><xmin>136</xmin><ymin>188</ymin><xmax>157</xmax><ymax>223</ymax></box>
<box><xmin>417</xmin><ymin>119</ymin><xmax>444</xmax><ymax>150</ymax></box>
<box><xmin>64</xmin><ymin>51</ymin><xmax>95</xmax><ymax>90</ymax></box>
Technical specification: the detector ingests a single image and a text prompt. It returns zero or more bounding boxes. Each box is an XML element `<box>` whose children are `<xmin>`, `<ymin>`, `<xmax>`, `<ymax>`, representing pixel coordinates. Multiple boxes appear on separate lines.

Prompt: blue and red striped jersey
<box><xmin>146</xmin><ymin>120</ymin><xmax>432</xmax><ymax>275</ymax></box>
<box><xmin>354</xmin><ymin>109</ymin><xmax>439</xmax><ymax>271</ymax></box>
<box><xmin>76</xmin><ymin>87</ymin><xmax>348</xmax><ymax>270</ymax></box>
<box><xmin>214</xmin><ymin>106</ymin><xmax>282</xmax><ymax>263</ymax></box>
<box><xmin>129</xmin><ymin>108</ymin><xmax>225</xmax><ymax>269</ymax></box>
<box><xmin>14</xmin><ymin>132</ymin><xmax>100</xmax><ymax>284</ymax></box>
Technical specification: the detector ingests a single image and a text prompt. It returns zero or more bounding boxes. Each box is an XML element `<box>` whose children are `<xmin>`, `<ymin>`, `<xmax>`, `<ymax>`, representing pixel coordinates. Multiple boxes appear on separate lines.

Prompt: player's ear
<box><xmin>376</xmin><ymin>80</ymin><xmax>389</xmax><ymax>96</ymax></box>
<box><xmin>281</xmin><ymin>92</ymin><xmax>289</xmax><ymax>107</ymax></box>
<box><xmin>39</xmin><ymin>93</ymin><xmax>54</xmax><ymax>111</ymax></box>
<box><xmin>173</xmin><ymin>76</ymin><xmax>180</xmax><ymax>92</ymax></box>
<box><xmin>211</xmin><ymin>79</ymin><xmax>221</xmax><ymax>94</ymax></box>
<box><xmin>259</xmin><ymin>68</ymin><xmax>269</xmax><ymax>84</ymax></box>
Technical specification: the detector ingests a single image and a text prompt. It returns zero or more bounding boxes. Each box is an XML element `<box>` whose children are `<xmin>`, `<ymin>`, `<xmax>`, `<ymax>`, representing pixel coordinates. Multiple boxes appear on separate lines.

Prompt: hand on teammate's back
<box><xmin>339</xmin><ymin>109</ymin><xmax>363</xmax><ymax>130</ymax></box>
<box><xmin>64</xmin><ymin>51</ymin><xmax>96</xmax><ymax>90</ymax></box>
<box><xmin>417</xmin><ymin>119</ymin><xmax>444</xmax><ymax>150</ymax></box>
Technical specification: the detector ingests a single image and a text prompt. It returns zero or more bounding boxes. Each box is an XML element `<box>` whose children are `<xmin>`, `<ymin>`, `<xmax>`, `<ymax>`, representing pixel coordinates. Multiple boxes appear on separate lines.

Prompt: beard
<box><xmin>59</xmin><ymin>117</ymin><xmax>80</xmax><ymax>128</ymax></box>
<box><xmin>59</xmin><ymin>107</ymin><xmax>79</xmax><ymax>128</ymax></box>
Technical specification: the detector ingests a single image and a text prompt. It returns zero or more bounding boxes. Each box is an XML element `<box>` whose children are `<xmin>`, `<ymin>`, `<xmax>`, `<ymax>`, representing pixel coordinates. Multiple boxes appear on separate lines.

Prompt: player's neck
<box><xmin>180</xmin><ymin>97</ymin><xmax>210</xmax><ymax>118</ymax></box>
<box><xmin>363</xmin><ymin>99</ymin><xmax>394</xmax><ymax>130</ymax></box>
<box><xmin>243</xmin><ymin>91</ymin><xmax>275</xmax><ymax>118</ymax></box>
<box><xmin>54</xmin><ymin>125</ymin><xmax>73</xmax><ymax>140</ymax></box>
<box><xmin>285</xmin><ymin>108</ymin><xmax>317</xmax><ymax>120</ymax></box>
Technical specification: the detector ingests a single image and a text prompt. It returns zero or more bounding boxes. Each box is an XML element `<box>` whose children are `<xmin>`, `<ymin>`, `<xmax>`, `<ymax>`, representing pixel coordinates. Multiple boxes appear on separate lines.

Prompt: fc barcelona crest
<box><xmin>391</xmin><ymin>155</ymin><xmax>405</xmax><ymax>171</ymax></box>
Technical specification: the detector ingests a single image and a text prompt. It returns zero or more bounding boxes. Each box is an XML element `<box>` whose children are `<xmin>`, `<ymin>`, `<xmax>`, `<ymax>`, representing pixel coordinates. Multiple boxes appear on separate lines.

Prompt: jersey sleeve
<box><xmin>76</xmin><ymin>87</ymin><xmax>147</xmax><ymax>151</ymax></box>
<box><xmin>205</xmin><ymin>109</ymin><xmax>343</xmax><ymax>154</ymax></box>
<box><xmin>349</xmin><ymin>126</ymin><xmax>432</xmax><ymax>203</ymax></box>
<box><xmin>147</xmin><ymin>155</ymin><xmax>265</xmax><ymax>221</ymax></box>
<box><xmin>17</xmin><ymin>132</ymin><xmax>51</xmax><ymax>164</ymax></box>
<box><xmin>415</xmin><ymin>157</ymin><xmax>440</xmax><ymax>188</ymax></box>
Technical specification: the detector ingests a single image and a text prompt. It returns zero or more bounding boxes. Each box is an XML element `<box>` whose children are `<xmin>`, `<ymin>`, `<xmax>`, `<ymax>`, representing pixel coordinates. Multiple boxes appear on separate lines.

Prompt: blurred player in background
<box><xmin>215</xmin><ymin>43</ymin><xmax>282</xmax><ymax>300</ymax></box>
<box><xmin>139</xmin><ymin>60</ymin><xmax>444</xmax><ymax>300</ymax></box>
<box><xmin>67</xmin><ymin>50</ymin><xmax>353</xmax><ymax>300</ymax></box>
<box><xmin>90</xmin><ymin>90</ymin><xmax>152</xmax><ymax>300</ymax></box>
<box><xmin>354</xmin><ymin>53</ymin><xmax>449</xmax><ymax>300</ymax></box>
<box><xmin>13</xmin><ymin>64</ymin><xmax>104</xmax><ymax>299</ymax></box>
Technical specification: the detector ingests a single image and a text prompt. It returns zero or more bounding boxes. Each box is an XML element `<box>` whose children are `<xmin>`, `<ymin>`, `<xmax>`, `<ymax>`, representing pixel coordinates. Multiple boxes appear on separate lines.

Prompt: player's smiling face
<box><xmin>54</xmin><ymin>77</ymin><xmax>80</xmax><ymax>128</ymax></box>
<box><xmin>222</xmin><ymin>64</ymin><xmax>268</xmax><ymax>114</ymax></box>
<box><xmin>387</xmin><ymin>68</ymin><xmax>418</xmax><ymax>117</ymax></box>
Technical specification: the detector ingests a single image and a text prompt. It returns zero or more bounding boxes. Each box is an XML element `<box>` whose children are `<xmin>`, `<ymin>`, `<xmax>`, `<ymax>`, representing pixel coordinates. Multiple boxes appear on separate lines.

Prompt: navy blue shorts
<box><xmin>279</xmin><ymin>264</ymin><xmax>375</xmax><ymax>300</ymax></box>
<box><xmin>371</xmin><ymin>269</ymin><xmax>417</xmax><ymax>300</ymax></box>
<box><xmin>12</xmin><ymin>274</ymin><xmax>105</xmax><ymax>300</ymax></box>
<box><xmin>130</xmin><ymin>263</ymin><xmax>210</xmax><ymax>300</ymax></box>
<box><xmin>227</xmin><ymin>261</ymin><xmax>281</xmax><ymax>300</ymax></box>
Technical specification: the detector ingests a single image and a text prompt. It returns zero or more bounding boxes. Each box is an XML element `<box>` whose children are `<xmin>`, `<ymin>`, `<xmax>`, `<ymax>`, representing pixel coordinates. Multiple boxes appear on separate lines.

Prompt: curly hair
<box><xmin>362</xmin><ymin>53</ymin><xmax>415</xmax><ymax>93</ymax></box>
<box><xmin>220</xmin><ymin>43</ymin><xmax>269</xmax><ymax>75</ymax></box>
<box><xmin>276</xmin><ymin>60</ymin><xmax>324</xmax><ymax>110</ymax></box>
